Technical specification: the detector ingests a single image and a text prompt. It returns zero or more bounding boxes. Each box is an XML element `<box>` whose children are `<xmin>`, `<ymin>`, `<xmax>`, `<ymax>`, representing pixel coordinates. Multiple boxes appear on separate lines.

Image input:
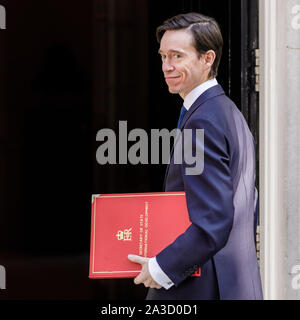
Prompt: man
<box><xmin>128</xmin><ymin>12</ymin><xmax>263</xmax><ymax>300</ymax></box>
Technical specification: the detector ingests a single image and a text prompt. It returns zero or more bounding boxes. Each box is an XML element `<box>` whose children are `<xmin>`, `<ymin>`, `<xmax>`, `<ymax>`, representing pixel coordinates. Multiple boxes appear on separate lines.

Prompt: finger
<box><xmin>150</xmin><ymin>283</ymin><xmax>158</xmax><ymax>289</ymax></box>
<box><xmin>148</xmin><ymin>279</ymin><xmax>160</xmax><ymax>289</ymax></box>
<box><xmin>143</xmin><ymin>279</ymin><xmax>151</xmax><ymax>288</ymax></box>
<box><xmin>151</xmin><ymin>283</ymin><xmax>163</xmax><ymax>289</ymax></box>
<box><xmin>134</xmin><ymin>272</ymin><xmax>145</xmax><ymax>285</ymax></box>
<box><xmin>128</xmin><ymin>254</ymin><xmax>146</xmax><ymax>264</ymax></box>
<box><xmin>150</xmin><ymin>284</ymin><xmax>162</xmax><ymax>289</ymax></box>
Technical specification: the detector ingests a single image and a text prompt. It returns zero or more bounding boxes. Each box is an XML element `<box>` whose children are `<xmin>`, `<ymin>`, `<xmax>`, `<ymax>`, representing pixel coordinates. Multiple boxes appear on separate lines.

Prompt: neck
<box><xmin>179</xmin><ymin>78</ymin><xmax>210</xmax><ymax>100</ymax></box>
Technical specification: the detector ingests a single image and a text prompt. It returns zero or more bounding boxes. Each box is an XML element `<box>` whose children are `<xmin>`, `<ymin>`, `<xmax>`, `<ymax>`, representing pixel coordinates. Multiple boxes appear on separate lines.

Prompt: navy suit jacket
<box><xmin>147</xmin><ymin>85</ymin><xmax>263</xmax><ymax>300</ymax></box>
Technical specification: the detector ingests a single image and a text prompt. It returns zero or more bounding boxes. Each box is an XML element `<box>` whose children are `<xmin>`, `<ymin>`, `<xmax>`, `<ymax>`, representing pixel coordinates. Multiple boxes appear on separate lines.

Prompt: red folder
<box><xmin>89</xmin><ymin>192</ymin><xmax>201</xmax><ymax>279</ymax></box>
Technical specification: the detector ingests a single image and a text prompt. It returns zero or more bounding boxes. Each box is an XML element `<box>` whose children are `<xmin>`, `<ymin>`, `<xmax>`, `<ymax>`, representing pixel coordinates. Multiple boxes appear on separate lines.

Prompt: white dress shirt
<box><xmin>148</xmin><ymin>78</ymin><xmax>218</xmax><ymax>290</ymax></box>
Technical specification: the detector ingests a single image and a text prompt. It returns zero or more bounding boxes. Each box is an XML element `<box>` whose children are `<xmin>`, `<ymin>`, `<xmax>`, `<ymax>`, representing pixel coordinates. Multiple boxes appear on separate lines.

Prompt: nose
<box><xmin>162</xmin><ymin>60</ymin><xmax>175</xmax><ymax>73</ymax></box>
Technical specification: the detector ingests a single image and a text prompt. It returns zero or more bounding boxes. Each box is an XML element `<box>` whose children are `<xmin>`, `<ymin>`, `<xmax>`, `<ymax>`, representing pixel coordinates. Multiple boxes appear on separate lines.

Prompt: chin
<box><xmin>168</xmin><ymin>87</ymin><xmax>180</xmax><ymax>94</ymax></box>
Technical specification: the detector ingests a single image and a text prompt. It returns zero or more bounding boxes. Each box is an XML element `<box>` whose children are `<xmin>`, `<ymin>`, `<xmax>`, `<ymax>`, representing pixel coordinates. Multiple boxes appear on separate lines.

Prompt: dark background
<box><xmin>0</xmin><ymin>0</ymin><xmax>258</xmax><ymax>299</ymax></box>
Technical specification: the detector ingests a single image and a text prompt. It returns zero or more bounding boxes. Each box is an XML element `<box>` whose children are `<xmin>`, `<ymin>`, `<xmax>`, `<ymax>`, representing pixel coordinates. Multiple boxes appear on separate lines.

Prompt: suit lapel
<box><xmin>163</xmin><ymin>85</ymin><xmax>226</xmax><ymax>190</ymax></box>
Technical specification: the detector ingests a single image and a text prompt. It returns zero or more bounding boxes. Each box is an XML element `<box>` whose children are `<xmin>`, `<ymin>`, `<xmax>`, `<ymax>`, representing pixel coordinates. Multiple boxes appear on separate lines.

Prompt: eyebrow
<box><xmin>158</xmin><ymin>49</ymin><xmax>186</xmax><ymax>55</ymax></box>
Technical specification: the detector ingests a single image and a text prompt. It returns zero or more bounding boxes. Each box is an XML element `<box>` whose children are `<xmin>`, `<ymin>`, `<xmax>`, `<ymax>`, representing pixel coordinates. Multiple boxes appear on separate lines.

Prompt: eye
<box><xmin>174</xmin><ymin>54</ymin><xmax>181</xmax><ymax>59</ymax></box>
<box><xmin>160</xmin><ymin>54</ymin><xmax>166</xmax><ymax>60</ymax></box>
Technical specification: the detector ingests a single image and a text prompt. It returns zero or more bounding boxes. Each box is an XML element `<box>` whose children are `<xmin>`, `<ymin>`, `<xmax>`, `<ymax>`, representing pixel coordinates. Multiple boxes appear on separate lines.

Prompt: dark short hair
<box><xmin>156</xmin><ymin>12</ymin><xmax>223</xmax><ymax>78</ymax></box>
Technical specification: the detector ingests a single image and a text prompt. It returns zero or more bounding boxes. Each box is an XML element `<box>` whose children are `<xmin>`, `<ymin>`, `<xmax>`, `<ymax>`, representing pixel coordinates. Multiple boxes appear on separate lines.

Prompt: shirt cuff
<box><xmin>148</xmin><ymin>257</ymin><xmax>174</xmax><ymax>290</ymax></box>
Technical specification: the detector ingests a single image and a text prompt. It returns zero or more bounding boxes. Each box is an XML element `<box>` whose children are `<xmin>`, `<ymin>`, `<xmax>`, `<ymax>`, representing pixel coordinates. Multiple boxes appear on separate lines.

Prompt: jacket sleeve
<box><xmin>156</xmin><ymin>116</ymin><xmax>234</xmax><ymax>287</ymax></box>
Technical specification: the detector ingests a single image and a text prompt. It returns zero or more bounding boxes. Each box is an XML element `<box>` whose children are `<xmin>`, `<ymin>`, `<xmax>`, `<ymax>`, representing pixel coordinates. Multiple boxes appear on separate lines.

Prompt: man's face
<box><xmin>159</xmin><ymin>29</ymin><xmax>210</xmax><ymax>99</ymax></box>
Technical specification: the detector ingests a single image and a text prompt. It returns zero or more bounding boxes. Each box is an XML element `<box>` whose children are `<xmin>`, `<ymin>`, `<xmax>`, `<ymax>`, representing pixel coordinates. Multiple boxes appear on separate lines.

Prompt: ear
<box><xmin>204</xmin><ymin>50</ymin><xmax>216</xmax><ymax>68</ymax></box>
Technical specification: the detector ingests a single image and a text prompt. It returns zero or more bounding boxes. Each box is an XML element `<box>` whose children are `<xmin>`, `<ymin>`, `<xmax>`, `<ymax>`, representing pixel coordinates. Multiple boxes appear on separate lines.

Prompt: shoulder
<box><xmin>186</xmin><ymin>94</ymin><xmax>235</xmax><ymax>133</ymax></box>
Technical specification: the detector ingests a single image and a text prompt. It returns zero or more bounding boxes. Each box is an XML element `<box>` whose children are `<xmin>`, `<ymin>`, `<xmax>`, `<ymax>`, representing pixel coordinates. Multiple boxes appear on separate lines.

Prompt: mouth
<box><xmin>165</xmin><ymin>76</ymin><xmax>181</xmax><ymax>83</ymax></box>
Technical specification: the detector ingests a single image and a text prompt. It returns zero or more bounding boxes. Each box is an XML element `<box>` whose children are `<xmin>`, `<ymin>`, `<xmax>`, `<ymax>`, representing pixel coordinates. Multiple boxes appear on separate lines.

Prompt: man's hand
<box><xmin>128</xmin><ymin>255</ymin><xmax>162</xmax><ymax>289</ymax></box>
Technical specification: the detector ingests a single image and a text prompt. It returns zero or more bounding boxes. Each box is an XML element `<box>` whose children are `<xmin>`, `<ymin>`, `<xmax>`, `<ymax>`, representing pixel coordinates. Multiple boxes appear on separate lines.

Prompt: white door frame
<box><xmin>259</xmin><ymin>0</ymin><xmax>287</xmax><ymax>300</ymax></box>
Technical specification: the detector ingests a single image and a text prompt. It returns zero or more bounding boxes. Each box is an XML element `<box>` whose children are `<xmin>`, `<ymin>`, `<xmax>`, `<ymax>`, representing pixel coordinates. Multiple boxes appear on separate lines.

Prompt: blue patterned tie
<box><xmin>177</xmin><ymin>105</ymin><xmax>188</xmax><ymax>128</ymax></box>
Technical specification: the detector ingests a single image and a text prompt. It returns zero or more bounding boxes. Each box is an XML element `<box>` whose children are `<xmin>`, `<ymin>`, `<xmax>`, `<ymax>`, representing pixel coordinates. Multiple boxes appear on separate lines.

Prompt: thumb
<box><xmin>128</xmin><ymin>254</ymin><xmax>146</xmax><ymax>265</ymax></box>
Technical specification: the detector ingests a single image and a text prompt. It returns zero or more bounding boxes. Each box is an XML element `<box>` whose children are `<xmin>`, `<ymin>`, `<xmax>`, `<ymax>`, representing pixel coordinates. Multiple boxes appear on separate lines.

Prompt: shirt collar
<box><xmin>183</xmin><ymin>78</ymin><xmax>218</xmax><ymax>111</ymax></box>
